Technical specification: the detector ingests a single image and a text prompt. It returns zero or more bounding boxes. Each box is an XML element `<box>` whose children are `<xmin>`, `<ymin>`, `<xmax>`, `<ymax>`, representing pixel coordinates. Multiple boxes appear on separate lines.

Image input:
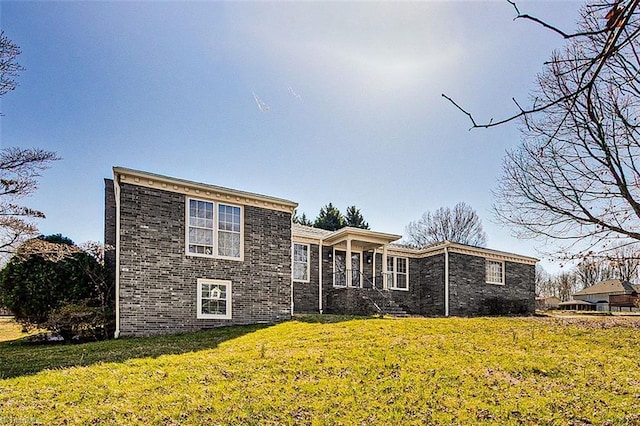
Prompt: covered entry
<box><xmin>323</xmin><ymin>227</ymin><xmax>402</xmax><ymax>290</ymax></box>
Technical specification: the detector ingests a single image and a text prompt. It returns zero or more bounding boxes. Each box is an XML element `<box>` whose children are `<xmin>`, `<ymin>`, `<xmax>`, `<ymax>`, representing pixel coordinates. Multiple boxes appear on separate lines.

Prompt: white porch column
<box><xmin>319</xmin><ymin>240</ymin><xmax>323</xmax><ymax>314</ymax></box>
<box><xmin>372</xmin><ymin>248</ymin><xmax>377</xmax><ymax>289</ymax></box>
<box><xmin>382</xmin><ymin>244</ymin><xmax>388</xmax><ymax>290</ymax></box>
<box><xmin>346</xmin><ymin>237</ymin><xmax>352</xmax><ymax>287</ymax></box>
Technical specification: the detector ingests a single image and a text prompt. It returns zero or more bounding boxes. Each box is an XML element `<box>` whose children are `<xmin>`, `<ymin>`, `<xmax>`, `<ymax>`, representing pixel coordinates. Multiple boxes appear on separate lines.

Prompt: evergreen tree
<box><xmin>292</xmin><ymin>211</ymin><xmax>313</xmax><ymax>226</ymax></box>
<box><xmin>345</xmin><ymin>205</ymin><xmax>369</xmax><ymax>229</ymax></box>
<box><xmin>314</xmin><ymin>203</ymin><xmax>345</xmax><ymax>231</ymax></box>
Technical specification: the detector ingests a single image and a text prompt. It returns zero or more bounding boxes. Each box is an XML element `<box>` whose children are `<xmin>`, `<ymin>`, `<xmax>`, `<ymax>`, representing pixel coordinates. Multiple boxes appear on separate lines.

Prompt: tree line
<box><xmin>294</xmin><ymin>203</ymin><xmax>370</xmax><ymax>231</ymax></box>
<box><xmin>295</xmin><ymin>201</ymin><xmax>488</xmax><ymax>248</ymax></box>
<box><xmin>537</xmin><ymin>243</ymin><xmax>640</xmax><ymax>300</ymax></box>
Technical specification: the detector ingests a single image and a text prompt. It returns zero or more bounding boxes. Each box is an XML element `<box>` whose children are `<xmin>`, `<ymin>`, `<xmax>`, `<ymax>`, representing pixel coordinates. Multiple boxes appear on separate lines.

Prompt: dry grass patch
<box><xmin>0</xmin><ymin>316</ymin><xmax>31</xmax><ymax>342</ymax></box>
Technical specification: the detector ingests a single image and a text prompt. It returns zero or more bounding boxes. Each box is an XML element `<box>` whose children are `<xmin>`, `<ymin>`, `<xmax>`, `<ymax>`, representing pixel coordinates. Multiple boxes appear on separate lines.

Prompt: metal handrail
<box><xmin>332</xmin><ymin>270</ymin><xmax>398</xmax><ymax>314</ymax></box>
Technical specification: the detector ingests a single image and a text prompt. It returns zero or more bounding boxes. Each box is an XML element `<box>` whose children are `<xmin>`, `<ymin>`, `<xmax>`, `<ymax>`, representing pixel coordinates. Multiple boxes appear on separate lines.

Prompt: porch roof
<box><xmin>322</xmin><ymin>227</ymin><xmax>402</xmax><ymax>251</ymax></box>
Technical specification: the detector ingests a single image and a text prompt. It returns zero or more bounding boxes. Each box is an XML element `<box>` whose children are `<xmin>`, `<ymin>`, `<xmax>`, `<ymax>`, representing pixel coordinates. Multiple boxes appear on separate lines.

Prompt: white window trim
<box><xmin>485</xmin><ymin>259</ymin><xmax>505</xmax><ymax>285</ymax></box>
<box><xmin>332</xmin><ymin>249</ymin><xmax>363</xmax><ymax>287</ymax></box>
<box><xmin>292</xmin><ymin>243</ymin><xmax>310</xmax><ymax>283</ymax></box>
<box><xmin>197</xmin><ymin>279</ymin><xmax>232</xmax><ymax>319</ymax></box>
<box><xmin>185</xmin><ymin>197</ymin><xmax>244</xmax><ymax>261</ymax></box>
<box><xmin>387</xmin><ymin>256</ymin><xmax>410</xmax><ymax>291</ymax></box>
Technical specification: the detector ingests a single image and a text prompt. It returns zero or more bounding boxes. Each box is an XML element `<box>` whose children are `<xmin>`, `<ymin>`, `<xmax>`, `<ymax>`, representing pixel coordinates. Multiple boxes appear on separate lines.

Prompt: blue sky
<box><xmin>1</xmin><ymin>1</ymin><xmax>581</xmax><ymax>270</ymax></box>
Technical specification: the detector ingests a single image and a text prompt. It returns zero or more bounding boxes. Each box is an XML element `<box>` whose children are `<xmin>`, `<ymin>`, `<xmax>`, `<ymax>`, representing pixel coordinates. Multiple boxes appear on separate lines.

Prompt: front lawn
<box><xmin>1</xmin><ymin>316</ymin><xmax>639</xmax><ymax>425</ymax></box>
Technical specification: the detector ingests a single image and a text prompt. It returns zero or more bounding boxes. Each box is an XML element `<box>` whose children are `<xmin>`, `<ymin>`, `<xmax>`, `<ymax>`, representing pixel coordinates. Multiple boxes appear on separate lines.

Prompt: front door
<box><xmin>334</xmin><ymin>250</ymin><xmax>361</xmax><ymax>287</ymax></box>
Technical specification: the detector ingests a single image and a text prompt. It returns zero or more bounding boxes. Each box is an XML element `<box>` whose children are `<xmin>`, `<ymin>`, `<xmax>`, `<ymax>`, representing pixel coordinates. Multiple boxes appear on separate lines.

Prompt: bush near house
<box><xmin>0</xmin><ymin>316</ymin><xmax>639</xmax><ymax>425</ymax></box>
<box><xmin>484</xmin><ymin>297</ymin><xmax>531</xmax><ymax>315</ymax></box>
<box><xmin>0</xmin><ymin>235</ymin><xmax>112</xmax><ymax>341</ymax></box>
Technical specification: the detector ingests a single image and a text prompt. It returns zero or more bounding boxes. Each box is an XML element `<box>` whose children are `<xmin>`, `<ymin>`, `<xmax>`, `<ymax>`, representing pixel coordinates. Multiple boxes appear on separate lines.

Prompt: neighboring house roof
<box><xmin>536</xmin><ymin>296</ymin><xmax>561</xmax><ymax>302</ymax></box>
<box><xmin>573</xmin><ymin>279</ymin><xmax>637</xmax><ymax>297</ymax></box>
<box><xmin>113</xmin><ymin>166</ymin><xmax>298</xmax><ymax>213</ymax></box>
<box><xmin>558</xmin><ymin>299</ymin><xmax>594</xmax><ymax>306</ymax></box>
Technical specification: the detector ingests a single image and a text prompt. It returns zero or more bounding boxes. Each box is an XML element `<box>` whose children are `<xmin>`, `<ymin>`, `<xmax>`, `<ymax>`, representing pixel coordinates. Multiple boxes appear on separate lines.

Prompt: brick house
<box><xmin>568</xmin><ymin>279</ymin><xmax>640</xmax><ymax>311</ymax></box>
<box><xmin>105</xmin><ymin>167</ymin><xmax>537</xmax><ymax>337</ymax></box>
<box><xmin>291</xmin><ymin>224</ymin><xmax>537</xmax><ymax>317</ymax></box>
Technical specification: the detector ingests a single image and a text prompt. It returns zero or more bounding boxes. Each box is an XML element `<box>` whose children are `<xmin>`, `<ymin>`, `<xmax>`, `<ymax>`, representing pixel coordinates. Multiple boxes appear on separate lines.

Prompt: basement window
<box><xmin>197</xmin><ymin>279</ymin><xmax>232</xmax><ymax>319</ymax></box>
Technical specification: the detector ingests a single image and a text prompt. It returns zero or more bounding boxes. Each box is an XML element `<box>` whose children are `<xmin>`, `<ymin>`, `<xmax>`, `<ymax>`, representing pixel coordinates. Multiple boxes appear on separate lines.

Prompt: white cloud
<box><xmin>225</xmin><ymin>2</ymin><xmax>469</xmax><ymax>104</ymax></box>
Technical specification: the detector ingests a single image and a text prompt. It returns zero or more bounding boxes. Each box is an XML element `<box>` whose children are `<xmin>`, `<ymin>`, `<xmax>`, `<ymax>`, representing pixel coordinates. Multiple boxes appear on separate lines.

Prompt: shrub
<box><xmin>44</xmin><ymin>303</ymin><xmax>112</xmax><ymax>342</ymax></box>
<box><xmin>483</xmin><ymin>297</ymin><xmax>531</xmax><ymax>315</ymax></box>
<box><xmin>0</xmin><ymin>235</ymin><xmax>112</xmax><ymax>341</ymax></box>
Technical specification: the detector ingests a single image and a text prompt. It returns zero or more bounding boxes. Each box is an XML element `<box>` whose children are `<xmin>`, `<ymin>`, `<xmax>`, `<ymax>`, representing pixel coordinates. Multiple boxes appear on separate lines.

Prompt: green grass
<box><xmin>1</xmin><ymin>316</ymin><xmax>640</xmax><ymax>425</ymax></box>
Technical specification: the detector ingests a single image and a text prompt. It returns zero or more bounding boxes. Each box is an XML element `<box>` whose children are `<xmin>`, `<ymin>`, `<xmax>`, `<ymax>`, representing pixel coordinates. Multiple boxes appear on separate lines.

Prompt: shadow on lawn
<box><xmin>293</xmin><ymin>313</ymin><xmax>383</xmax><ymax>324</ymax></box>
<box><xmin>0</xmin><ymin>323</ymin><xmax>270</xmax><ymax>380</ymax></box>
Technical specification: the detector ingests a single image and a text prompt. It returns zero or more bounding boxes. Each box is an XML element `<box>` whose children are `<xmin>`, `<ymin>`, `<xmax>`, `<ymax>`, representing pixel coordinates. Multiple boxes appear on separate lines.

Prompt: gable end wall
<box><xmin>117</xmin><ymin>182</ymin><xmax>292</xmax><ymax>336</ymax></box>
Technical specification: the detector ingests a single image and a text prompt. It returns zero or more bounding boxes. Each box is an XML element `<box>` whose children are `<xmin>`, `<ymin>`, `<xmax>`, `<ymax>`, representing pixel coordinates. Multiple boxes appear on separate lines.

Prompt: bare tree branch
<box><xmin>443</xmin><ymin>0</ymin><xmax>640</xmax><ymax>130</ymax></box>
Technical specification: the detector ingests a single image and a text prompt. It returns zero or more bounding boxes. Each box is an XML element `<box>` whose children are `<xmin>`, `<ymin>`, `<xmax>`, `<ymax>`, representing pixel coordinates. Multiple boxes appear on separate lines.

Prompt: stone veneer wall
<box><xmin>447</xmin><ymin>252</ymin><xmax>535</xmax><ymax>316</ymax></box>
<box><xmin>116</xmin><ymin>182</ymin><xmax>292</xmax><ymax>336</ymax></box>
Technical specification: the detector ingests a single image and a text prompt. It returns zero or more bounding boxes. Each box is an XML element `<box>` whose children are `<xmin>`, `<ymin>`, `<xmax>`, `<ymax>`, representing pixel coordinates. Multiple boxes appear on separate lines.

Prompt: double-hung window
<box><xmin>485</xmin><ymin>259</ymin><xmax>504</xmax><ymax>285</ymax></box>
<box><xmin>387</xmin><ymin>256</ymin><xmax>409</xmax><ymax>290</ymax></box>
<box><xmin>292</xmin><ymin>243</ymin><xmax>310</xmax><ymax>282</ymax></box>
<box><xmin>197</xmin><ymin>279</ymin><xmax>232</xmax><ymax>319</ymax></box>
<box><xmin>187</xmin><ymin>198</ymin><xmax>243</xmax><ymax>260</ymax></box>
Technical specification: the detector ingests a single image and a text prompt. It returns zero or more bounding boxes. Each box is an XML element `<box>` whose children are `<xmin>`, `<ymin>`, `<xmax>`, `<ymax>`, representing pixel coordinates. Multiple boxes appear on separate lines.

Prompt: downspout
<box><xmin>319</xmin><ymin>239</ymin><xmax>323</xmax><ymax>314</ymax></box>
<box><xmin>114</xmin><ymin>176</ymin><xmax>121</xmax><ymax>338</ymax></box>
<box><xmin>444</xmin><ymin>245</ymin><xmax>450</xmax><ymax>317</ymax></box>
<box><xmin>290</xmin><ymin>241</ymin><xmax>294</xmax><ymax>317</ymax></box>
<box><xmin>290</xmin><ymin>218</ymin><xmax>294</xmax><ymax>317</ymax></box>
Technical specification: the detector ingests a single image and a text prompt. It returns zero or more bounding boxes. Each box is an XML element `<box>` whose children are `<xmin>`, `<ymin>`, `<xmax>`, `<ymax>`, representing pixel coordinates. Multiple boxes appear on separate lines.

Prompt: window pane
<box><xmin>486</xmin><ymin>260</ymin><xmax>503</xmax><ymax>283</ymax></box>
<box><xmin>200</xmin><ymin>282</ymin><xmax>229</xmax><ymax>316</ymax></box>
<box><xmin>188</xmin><ymin>199</ymin><xmax>215</xmax><ymax>256</ymax></box>
<box><xmin>397</xmin><ymin>274</ymin><xmax>407</xmax><ymax>289</ymax></box>
<box><xmin>218</xmin><ymin>204</ymin><xmax>241</xmax><ymax>232</ymax></box>
<box><xmin>293</xmin><ymin>244</ymin><xmax>308</xmax><ymax>262</ymax></box>
<box><xmin>202</xmin><ymin>299</ymin><xmax>226</xmax><ymax>315</ymax></box>
<box><xmin>293</xmin><ymin>263</ymin><xmax>308</xmax><ymax>281</ymax></box>
<box><xmin>219</xmin><ymin>231</ymin><xmax>240</xmax><ymax>258</ymax></box>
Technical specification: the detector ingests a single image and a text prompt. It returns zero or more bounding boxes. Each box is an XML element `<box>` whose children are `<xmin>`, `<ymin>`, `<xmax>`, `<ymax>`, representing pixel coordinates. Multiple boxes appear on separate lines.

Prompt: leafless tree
<box><xmin>608</xmin><ymin>243</ymin><xmax>640</xmax><ymax>281</ymax></box>
<box><xmin>471</xmin><ymin>1</ymin><xmax>640</xmax><ymax>257</ymax></box>
<box><xmin>576</xmin><ymin>243</ymin><xmax>640</xmax><ymax>285</ymax></box>
<box><xmin>556</xmin><ymin>271</ymin><xmax>580</xmax><ymax>302</ymax></box>
<box><xmin>535</xmin><ymin>264</ymin><xmax>555</xmax><ymax>297</ymax></box>
<box><xmin>0</xmin><ymin>30</ymin><xmax>24</xmax><ymax>102</ymax></box>
<box><xmin>576</xmin><ymin>257</ymin><xmax>614</xmax><ymax>289</ymax></box>
<box><xmin>443</xmin><ymin>0</ymin><xmax>640</xmax><ymax>130</ymax></box>
<box><xmin>0</xmin><ymin>148</ymin><xmax>59</xmax><ymax>254</ymax></box>
<box><xmin>405</xmin><ymin>202</ymin><xmax>487</xmax><ymax>247</ymax></box>
<box><xmin>0</xmin><ymin>33</ymin><xmax>59</xmax><ymax>255</ymax></box>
